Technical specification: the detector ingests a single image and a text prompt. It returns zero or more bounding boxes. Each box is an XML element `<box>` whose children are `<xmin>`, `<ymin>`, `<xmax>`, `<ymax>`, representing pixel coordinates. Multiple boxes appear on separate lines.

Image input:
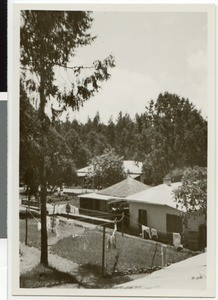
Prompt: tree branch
<box><xmin>21</xmin><ymin>64</ymin><xmax>94</xmax><ymax>72</ymax></box>
<box><xmin>20</xmin><ymin>66</ymin><xmax>34</xmax><ymax>72</ymax></box>
<box><xmin>55</xmin><ymin>63</ymin><xmax>94</xmax><ymax>70</ymax></box>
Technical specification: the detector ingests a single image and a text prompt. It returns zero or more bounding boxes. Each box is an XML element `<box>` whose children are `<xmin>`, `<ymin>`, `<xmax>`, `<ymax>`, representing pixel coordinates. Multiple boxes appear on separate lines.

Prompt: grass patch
<box><xmin>20</xmin><ymin>219</ymin><xmax>41</xmax><ymax>249</ymax></box>
<box><xmin>19</xmin><ymin>218</ymin><xmax>85</xmax><ymax>249</ymax></box>
<box><xmin>20</xmin><ymin>264</ymin><xmax>78</xmax><ymax>288</ymax></box>
<box><xmin>50</xmin><ymin>230</ymin><xmax>195</xmax><ymax>276</ymax></box>
<box><xmin>20</xmin><ymin>218</ymin><xmax>196</xmax><ymax>288</ymax></box>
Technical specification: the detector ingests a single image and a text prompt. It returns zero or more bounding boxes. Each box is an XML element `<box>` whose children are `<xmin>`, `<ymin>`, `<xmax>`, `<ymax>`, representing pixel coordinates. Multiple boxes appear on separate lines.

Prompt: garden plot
<box><xmin>20</xmin><ymin>217</ymin><xmax>195</xmax><ymax>277</ymax></box>
<box><xmin>51</xmin><ymin>230</ymin><xmax>195</xmax><ymax>275</ymax></box>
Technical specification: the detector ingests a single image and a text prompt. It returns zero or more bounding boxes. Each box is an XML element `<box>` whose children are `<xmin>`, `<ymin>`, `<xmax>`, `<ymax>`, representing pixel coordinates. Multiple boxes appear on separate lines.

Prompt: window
<box><xmin>138</xmin><ymin>209</ymin><xmax>147</xmax><ymax>226</ymax></box>
<box><xmin>166</xmin><ymin>214</ymin><xmax>182</xmax><ymax>233</ymax></box>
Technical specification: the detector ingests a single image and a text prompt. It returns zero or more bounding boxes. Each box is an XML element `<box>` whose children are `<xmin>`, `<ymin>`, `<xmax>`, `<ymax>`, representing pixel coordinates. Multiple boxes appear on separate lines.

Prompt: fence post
<box><xmin>52</xmin><ymin>204</ymin><xmax>56</xmax><ymax>230</ymax></box>
<box><xmin>161</xmin><ymin>244</ymin><xmax>166</xmax><ymax>268</ymax></box>
<box><xmin>25</xmin><ymin>208</ymin><xmax>28</xmax><ymax>245</ymax></box>
<box><xmin>161</xmin><ymin>244</ymin><xmax>164</xmax><ymax>268</ymax></box>
<box><xmin>150</xmin><ymin>241</ymin><xmax>158</xmax><ymax>273</ymax></box>
<box><xmin>121</xmin><ymin>212</ymin><xmax>124</xmax><ymax>236</ymax></box>
<box><xmin>102</xmin><ymin>225</ymin><xmax>106</xmax><ymax>277</ymax></box>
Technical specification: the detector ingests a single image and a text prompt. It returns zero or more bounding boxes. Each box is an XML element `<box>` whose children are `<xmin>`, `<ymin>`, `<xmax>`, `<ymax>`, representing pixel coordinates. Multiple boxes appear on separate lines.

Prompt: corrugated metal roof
<box><xmin>78</xmin><ymin>177</ymin><xmax>150</xmax><ymax>200</ymax></box>
<box><xmin>126</xmin><ymin>182</ymin><xmax>185</xmax><ymax>211</ymax></box>
<box><xmin>97</xmin><ymin>177</ymin><xmax>150</xmax><ymax>198</ymax></box>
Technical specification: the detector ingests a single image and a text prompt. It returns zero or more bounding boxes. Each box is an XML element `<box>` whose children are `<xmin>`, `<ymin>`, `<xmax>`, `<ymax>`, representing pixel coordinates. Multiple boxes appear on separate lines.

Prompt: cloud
<box><xmin>69</xmin><ymin>68</ymin><xmax>158</xmax><ymax>123</ymax></box>
<box><xmin>63</xmin><ymin>62</ymin><xmax>208</xmax><ymax>124</ymax></box>
<box><xmin>185</xmin><ymin>50</ymin><xmax>207</xmax><ymax>117</ymax></box>
<box><xmin>187</xmin><ymin>50</ymin><xmax>207</xmax><ymax>72</ymax></box>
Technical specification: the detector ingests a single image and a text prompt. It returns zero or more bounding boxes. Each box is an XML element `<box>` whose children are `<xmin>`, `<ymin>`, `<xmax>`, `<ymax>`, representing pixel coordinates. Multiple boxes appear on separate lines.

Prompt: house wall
<box><xmin>79</xmin><ymin>197</ymin><xmax>108</xmax><ymax>212</ymax></box>
<box><xmin>79</xmin><ymin>197</ymin><xmax>93</xmax><ymax>210</ymax></box>
<box><xmin>129</xmin><ymin>202</ymin><xmax>181</xmax><ymax>235</ymax></box>
<box><xmin>129</xmin><ymin>201</ymin><xmax>206</xmax><ymax>250</ymax></box>
<box><xmin>99</xmin><ymin>200</ymin><xmax>107</xmax><ymax>212</ymax></box>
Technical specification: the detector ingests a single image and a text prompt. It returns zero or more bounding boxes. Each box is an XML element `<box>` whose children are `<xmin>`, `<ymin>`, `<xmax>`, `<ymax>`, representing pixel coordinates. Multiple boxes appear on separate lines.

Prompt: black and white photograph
<box><xmin>9</xmin><ymin>3</ymin><xmax>215</xmax><ymax>297</ymax></box>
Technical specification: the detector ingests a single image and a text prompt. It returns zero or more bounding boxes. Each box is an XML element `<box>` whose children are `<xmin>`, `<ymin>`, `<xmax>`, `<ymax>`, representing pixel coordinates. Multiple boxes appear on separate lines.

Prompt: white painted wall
<box><xmin>129</xmin><ymin>201</ymin><xmax>181</xmax><ymax>233</ymax></box>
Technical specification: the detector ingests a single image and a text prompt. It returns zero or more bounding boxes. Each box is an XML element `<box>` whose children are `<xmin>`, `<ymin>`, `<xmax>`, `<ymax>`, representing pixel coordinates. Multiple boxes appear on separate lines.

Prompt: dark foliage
<box><xmin>50</xmin><ymin>92</ymin><xmax>207</xmax><ymax>185</ymax></box>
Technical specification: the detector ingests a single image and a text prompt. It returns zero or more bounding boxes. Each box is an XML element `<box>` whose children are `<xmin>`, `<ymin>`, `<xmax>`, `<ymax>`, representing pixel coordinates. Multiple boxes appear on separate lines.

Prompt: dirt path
<box><xmin>20</xmin><ymin>243</ymin><xmax>79</xmax><ymax>276</ymax></box>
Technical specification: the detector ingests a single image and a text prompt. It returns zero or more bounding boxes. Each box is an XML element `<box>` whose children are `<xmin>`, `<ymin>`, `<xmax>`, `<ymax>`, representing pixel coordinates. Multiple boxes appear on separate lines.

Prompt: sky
<box><xmin>54</xmin><ymin>11</ymin><xmax>207</xmax><ymax>124</ymax></box>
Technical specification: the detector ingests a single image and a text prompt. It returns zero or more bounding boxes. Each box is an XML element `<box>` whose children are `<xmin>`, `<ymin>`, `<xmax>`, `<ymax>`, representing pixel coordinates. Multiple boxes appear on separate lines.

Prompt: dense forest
<box><xmin>20</xmin><ymin>91</ymin><xmax>207</xmax><ymax>188</ymax></box>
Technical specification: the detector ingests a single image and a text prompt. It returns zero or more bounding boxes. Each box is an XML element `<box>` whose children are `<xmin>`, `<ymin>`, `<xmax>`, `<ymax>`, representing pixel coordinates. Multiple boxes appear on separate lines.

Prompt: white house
<box><xmin>77</xmin><ymin>160</ymin><xmax>145</xmax><ymax>184</ymax></box>
<box><xmin>126</xmin><ymin>179</ymin><xmax>206</xmax><ymax>251</ymax></box>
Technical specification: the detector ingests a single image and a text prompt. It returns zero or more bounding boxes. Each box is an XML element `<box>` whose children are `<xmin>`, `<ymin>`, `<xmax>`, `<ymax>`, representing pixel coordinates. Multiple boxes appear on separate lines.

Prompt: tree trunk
<box><xmin>39</xmin><ymin>70</ymin><xmax>48</xmax><ymax>266</ymax></box>
<box><xmin>40</xmin><ymin>157</ymin><xmax>48</xmax><ymax>266</ymax></box>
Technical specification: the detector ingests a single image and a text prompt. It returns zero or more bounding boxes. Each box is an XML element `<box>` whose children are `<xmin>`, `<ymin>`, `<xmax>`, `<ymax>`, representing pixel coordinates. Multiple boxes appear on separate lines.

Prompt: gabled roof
<box><xmin>126</xmin><ymin>182</ymin><xmax>185</xmax><ymax>211</ymax></box>
<box><xmin>97</xmin><ymin>177</ymin><xmax>150</xmax><ymax>198</ymax></box>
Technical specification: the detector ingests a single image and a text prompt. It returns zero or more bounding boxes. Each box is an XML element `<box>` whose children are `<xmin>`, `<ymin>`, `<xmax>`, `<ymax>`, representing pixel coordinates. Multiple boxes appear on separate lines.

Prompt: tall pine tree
<box><xmin>20</xmin><ymin>10</ymin><xmax>115</xmax><ymax>266</ymax></box>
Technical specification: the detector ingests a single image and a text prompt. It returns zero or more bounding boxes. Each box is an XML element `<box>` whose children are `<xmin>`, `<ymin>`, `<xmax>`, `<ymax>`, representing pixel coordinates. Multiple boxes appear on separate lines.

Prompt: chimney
<box><xmin>163</xmin><ymin>176</ymin><xmax>171</xmax><ymax>186</ymax></box>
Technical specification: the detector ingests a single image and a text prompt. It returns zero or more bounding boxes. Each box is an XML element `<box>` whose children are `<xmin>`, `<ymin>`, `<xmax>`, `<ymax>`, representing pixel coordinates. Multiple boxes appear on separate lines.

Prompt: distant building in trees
<box><xmin>77</xmin><ymin>160</ymin><xmax>145</xmax><ymax>185</ymax></box>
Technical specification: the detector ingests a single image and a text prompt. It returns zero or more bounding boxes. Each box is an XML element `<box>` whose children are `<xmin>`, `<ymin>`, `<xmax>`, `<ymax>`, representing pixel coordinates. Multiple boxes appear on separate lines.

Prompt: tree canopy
<box><xmin>21</xmin><ymin>10</ymin><xmax>115</xmax><ymax>117</ymax></box>
<box><xmin>20</xmin><ymin>81</ymin><xmax>78</xmax><ymax>191</ymax></box>
<box><xmin>45</xmin><ymin>92</ymin><xmax>207</xmax><ymax>186</ymax></box>
<box><xmin>85</xmin><ymin>149</ymin><xmax>126</xmax><ymax>189</ymax></box>
<box><xmin>143</xmin><ymin>92</ymin><xmax>207</xmax><ymax>184</ymax></box>
<box><xmin>20</xmin><ymin>10</ymin><xmax>115</xmax><ymax>266</ymax></box>
<box><xmin>173</xmin><ymin>166</ymin><xmax>207</xmax><ymax>218</ymax></box>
